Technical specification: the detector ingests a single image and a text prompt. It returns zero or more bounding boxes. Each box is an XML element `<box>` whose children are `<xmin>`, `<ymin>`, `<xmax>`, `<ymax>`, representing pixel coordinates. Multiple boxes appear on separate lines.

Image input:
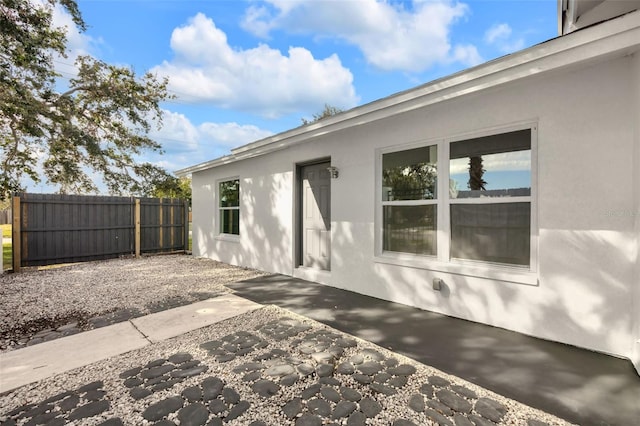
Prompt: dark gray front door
<box><xmin>301</xmin><ymin>162</ymin><xmax>331</xmax><ymax>270</ymax></box>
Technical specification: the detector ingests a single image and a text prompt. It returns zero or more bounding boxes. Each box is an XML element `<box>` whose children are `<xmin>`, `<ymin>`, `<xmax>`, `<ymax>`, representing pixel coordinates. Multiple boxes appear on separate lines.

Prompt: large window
<box><xmin>382</xmin><ymin>145</ymin><xmax>437</xmax><ymax>255</ymax></box>
<box><xmin>219</xmin><ymin>179</ymin><xmax>239</xmax><ymax>235</ymax></box>
<box><xmin>379</xmin><ymin>127</ymin><xmax>533</xmax><ymax>270</ymax></box>
<box><xmin>449</xmin><ymin>130</ymin><xmax>531</xmax><ymax>266</ymax></box>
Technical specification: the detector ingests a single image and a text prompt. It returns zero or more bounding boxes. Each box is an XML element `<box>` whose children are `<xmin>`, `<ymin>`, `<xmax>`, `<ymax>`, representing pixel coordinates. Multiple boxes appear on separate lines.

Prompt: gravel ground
<box><xmin>0</xmin><ymin>306</ymin><xmax>573</xmax><ymax>426</ymax></box>
<box><xmin>0</xmin><ymin>255</ymin><xmax>266</xmax><ymax>352</ymax></box>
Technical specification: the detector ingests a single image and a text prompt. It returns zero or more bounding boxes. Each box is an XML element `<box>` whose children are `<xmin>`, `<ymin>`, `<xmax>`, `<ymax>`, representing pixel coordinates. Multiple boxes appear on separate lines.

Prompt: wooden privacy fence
<box><xmin>12</xmin><ymin>193</ymin><xmax>189</xmax><ymax>271</ymax></box>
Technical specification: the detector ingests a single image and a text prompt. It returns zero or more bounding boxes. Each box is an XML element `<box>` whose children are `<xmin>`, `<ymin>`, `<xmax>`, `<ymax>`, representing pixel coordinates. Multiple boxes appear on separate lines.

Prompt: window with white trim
<box><xmin>378</xmin><ymin>127</ymin><xmax>534</xmax><ymax>270</ymax></box>
<box><xmin>219</xmin><ymin>178</ymin><xmax>239</xmax><ymax>235</ymax></box>
<box><xmin>382</xmin><ymin>145</ymin><xmax>438</xmax><ymax>255</ymax></box>
<box><xmin>448</xmin><ymin>129</ymin><xmax>531</xmax><ymax>266</ymax></box>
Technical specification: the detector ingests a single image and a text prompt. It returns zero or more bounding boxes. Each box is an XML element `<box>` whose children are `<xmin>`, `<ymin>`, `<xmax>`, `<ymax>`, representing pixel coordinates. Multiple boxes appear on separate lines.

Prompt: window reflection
<box><xmin>450</xmin><ymin>203</ymin><xmax>530</xmax><ymax>266</ymax></box>
<box><xmin>382</xmin><ymin>145</ymin><xmax>437</xmax><ymax>201</ymax></box>
<box><xmin>449</xmin><ymin>130</ymin><xmax>531</xmax><ymax>198</ymax></box>
<box><xmin>383</xmin><ymin>205</ymin><xmax>437</xmax><ymax>255</ymax></box>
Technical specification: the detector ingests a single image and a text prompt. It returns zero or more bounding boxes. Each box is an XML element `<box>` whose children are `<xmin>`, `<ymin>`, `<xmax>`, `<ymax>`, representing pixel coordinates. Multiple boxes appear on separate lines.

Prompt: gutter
<box><xmin>176</xmin><ymin>8</ymin><xmax>640</xmax><ymax>177</ymax></box>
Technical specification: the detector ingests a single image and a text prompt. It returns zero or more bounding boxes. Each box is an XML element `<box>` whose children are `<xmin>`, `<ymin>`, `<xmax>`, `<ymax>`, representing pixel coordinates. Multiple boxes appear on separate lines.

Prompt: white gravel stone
<box><xmin>0</xmin><ymin>255</ymin><xmax>266</xmax><ymax>351</ymax></box>
<box><xmin>0</xmin><ymin>305</ymin><xmax>575</xmax><ymax>426</ymax></box>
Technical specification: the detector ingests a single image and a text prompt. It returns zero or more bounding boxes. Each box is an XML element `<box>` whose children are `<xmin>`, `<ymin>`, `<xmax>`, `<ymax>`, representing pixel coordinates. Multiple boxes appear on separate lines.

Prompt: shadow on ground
<box><xmin>227</xmin><ymin>274</ymin><xmax>640</xmax><ymax>426</ymax></box>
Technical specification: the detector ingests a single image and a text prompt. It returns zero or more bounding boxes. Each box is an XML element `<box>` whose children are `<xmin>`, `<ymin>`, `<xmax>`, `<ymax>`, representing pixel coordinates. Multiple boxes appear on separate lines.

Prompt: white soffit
<box><xmin>176</xmin><ymin>9</ymin><xmax>640</xmax><ymax>177</ymax></box>
<box><xmin>560</xmin><ymin>0</ymin><xmax>640</xmax><ymax>35</ymax></box>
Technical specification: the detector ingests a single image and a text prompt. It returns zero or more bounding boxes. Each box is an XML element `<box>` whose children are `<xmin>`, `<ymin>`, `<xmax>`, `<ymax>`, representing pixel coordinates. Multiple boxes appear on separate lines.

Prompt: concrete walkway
<box><xmin>0</xmin><ymin>294</ymin><xmax>261</xmax><ymax>393</ymax></box>
<box><xmin>227</xmin><ymin>274</ymin><xmax>640</xmax><ymax>426</ymax></box>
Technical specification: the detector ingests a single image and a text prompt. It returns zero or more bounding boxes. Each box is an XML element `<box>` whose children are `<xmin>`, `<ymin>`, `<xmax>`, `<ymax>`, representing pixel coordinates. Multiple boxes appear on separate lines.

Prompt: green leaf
<box><xmin>1</xmin><ymin>0</ymin><xmax>173</xmax><ymax>200</ymax></box>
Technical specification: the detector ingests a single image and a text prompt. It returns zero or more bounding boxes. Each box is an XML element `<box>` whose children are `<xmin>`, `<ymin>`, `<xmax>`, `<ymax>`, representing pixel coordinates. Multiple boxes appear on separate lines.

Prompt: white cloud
<box><xmin>484</xmin><ymin>23</ymin><xmax>525</xmax><ymax>54</ymax></box>
<box><xmin>241</xmin><ymin>0</ymin><xmax>482</xmax><ymax>72</ymax></box>
<box><xmin>242</xmin><ymin>5</ymin><xmax>277</xmax><ymax>39</ymax></box>
<box><xmin>50</xmin><ymin>3</ymin><xmax>97</xmax><ymax>76</ymax></box>
<box><xmin>484</xmin><ymin>23</ymin><xmax>511</xmax><ymax>44</ymax></box>
<box><xmin>450</xmin><ymin>150</ymin><xmax>531</xmax><ymax>174</ymax></box>
<box><xmin>148</xmin><ymin>109</ymin><xmax>274</xmax><ymax>172</ymax></box>
<box><xmin>151</xmin><ymin>13</ymin><xmax>358</xmax><ymax>118</ymax></box>
<box><xmin>150</xmin><ymin>110</ymin><xmax>200</xmax><ymax>151</ymax></box>
<box><xmin>198</xmin><ymin>122</ymin><xmax>273</xmax><ymax>148</ymax></box>
<box><xmin>452</xmin><ymin>44</ymin><xmax>483</xmax><ymax>67</ymax></box>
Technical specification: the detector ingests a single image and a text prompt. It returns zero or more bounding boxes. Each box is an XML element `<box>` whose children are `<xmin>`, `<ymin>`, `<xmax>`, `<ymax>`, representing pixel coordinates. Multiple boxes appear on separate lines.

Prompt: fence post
<box><xmin>158</xmin><ymin>198</ymin><xmax>163</xmax><ymax>251</ymax></box>
<box><xmin>169</xmin><ymin>201</ymin><xmax>175</xmax><ymax>249</ymax></box>
<box><xmin>12</xmin><ymin>196</ymin><xmax>21</xmax><ymax>272</ymax></box>
<box><xmin>135</xmin><ymin>199</ymin><xmax>141</xmax><ymax>257</ymax></box>
<box><xmin>184</xmin><ymin>200</ymin><xmax>190</xmax><ymax>252</ymax></box>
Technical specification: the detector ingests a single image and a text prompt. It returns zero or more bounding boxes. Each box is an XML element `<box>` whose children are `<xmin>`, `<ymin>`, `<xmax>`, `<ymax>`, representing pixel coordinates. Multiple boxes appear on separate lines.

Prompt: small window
<box><xmin>219</xmin><ymin>179</ymin><xmax>239</xmax><ymax>235</ymax></box>
<box><xmin>381</xmin><ymin>145</ymin><xmax>437</xmax><ymax>255</ymax></box>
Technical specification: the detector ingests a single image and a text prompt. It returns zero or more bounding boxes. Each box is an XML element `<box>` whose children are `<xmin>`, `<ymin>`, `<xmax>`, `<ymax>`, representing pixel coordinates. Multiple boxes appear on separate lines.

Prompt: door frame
<box><xmin>294</xmin><ymin>157</ymin><xmax>332</xmax><ymax>269</ymax></box>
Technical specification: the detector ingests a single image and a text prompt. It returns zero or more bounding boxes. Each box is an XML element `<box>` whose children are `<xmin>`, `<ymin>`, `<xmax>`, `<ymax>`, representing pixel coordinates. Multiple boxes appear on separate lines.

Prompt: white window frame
<box><xmin>375</xmin><ymin>122</ymin><xmax>538</xmax><ymax>286</ymax></box>
<box><xmin>381</xmin><ymin>143</ymin><xmax>439</xmax><ymax>258</ymax></box>
<box><xmin>217</xmin><ymin>176</ymin><xmax>240</xmax><ymax>241</ymax></box>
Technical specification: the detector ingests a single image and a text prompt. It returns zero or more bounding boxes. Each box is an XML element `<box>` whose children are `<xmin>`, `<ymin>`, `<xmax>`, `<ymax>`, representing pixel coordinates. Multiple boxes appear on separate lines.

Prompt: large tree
<box><xmin>1</xmin><ymin>0</ymin><xmax>172</xmax><ymax>200</ymax></box>
<box><xmin>148</xmin><ymin>175</ymin><xmax>192</xmax><ymax>206</ymax></box>
<box><xmin>301</xmin><ymin>104</ymin><xmax>343</xmax><ymax>125</ymax></box>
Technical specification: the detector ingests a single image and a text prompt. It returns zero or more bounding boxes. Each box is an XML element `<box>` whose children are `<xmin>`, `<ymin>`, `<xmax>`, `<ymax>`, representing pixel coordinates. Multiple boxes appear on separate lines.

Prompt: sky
<box><xmin>32</xmin><ymin>0</ymin><xmax>558</xmax><ymax>192</ymax></box>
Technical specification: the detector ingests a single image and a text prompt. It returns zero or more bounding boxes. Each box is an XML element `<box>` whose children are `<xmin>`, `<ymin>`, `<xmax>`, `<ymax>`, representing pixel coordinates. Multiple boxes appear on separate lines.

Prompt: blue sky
<box><xmin>42</xmin><ymin>0</ymin><xmax>558</xmax><ymax>190</ymax></box>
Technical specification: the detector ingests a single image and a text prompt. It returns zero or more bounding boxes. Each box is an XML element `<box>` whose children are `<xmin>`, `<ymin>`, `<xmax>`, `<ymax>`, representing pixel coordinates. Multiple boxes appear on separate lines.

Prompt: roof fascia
<box><xmin>176</xmin><ymin>9</ymin><xmax>640</xmax><ymax>177</ymax></box>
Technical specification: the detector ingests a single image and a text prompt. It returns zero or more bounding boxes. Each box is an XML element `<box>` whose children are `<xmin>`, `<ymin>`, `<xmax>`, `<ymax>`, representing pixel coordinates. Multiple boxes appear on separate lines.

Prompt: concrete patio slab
<box><xmin>131</xmin><ymin>294</ymin><xmax>262</xmax><ymax>342</ymax></box>
<box><xmin>0</xmin><ymin>322</ymin><xmax>148</xmax><ymax>393</ymax></box>
<box><xmin>227</xmin><ymin>274</ymin><xmax>640</xmax><ymax>426</ymax></box>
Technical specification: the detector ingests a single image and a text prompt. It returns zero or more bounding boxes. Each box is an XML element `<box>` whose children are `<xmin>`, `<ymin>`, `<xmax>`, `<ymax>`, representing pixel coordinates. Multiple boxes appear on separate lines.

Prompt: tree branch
<box><xmin>56</xmin><ymin>85</ymin><xmax>91</xmax><ymax>100</ymax></box>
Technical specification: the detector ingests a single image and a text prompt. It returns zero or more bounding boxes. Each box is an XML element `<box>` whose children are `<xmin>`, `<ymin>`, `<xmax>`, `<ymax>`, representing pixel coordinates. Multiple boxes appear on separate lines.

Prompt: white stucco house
<box><xmin>178</xmin><ymin>1</ymin><xmax>640</xmax><ymax>375</ymax></box>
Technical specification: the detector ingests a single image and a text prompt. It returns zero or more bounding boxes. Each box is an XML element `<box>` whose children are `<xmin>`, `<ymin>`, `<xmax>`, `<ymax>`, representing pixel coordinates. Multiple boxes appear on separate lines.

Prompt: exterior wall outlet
<box><xmin>433</xmin><ymin>278</ymin><xmax>443</xmax><ymax>291</ymax></box>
